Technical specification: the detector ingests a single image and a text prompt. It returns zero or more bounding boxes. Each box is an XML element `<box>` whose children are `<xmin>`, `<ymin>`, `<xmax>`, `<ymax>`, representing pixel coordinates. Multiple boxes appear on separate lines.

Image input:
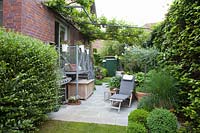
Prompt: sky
<box><xmin>95</xmin><ymin>0</ymin><xmax>174</xmax><ymax>26</ymax></box>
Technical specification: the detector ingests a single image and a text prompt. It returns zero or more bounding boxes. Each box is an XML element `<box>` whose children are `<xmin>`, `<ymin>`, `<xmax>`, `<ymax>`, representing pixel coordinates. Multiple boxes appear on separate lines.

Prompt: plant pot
<box><xmin>68</xmin><ymin>100</ymin><xmax>81</xmax><ymax>105</ymax></box>
<box><xmin>169</xmin><ymin>108</ymin><xmax>175</xmax><ymax>113</ymax></box>
<box><xmin>136</xmin><ymin>91</ymin><xmax>150</xmax><ymax>101</ymax></box>
<box><xmin>110</xmin><ymin>88</ymin><xmax>118</xmax><ymax>95</ymax></box>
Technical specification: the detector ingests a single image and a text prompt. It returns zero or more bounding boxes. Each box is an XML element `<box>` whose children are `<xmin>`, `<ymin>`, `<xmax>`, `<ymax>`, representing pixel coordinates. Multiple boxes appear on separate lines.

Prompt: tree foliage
<box><xmin>150</xmin><ymin>0</ymin><xmax>200</xmax><ymax>130</ymax></box>
<box><xmin>44</xmin><ymin>0</ymin><xmax>150</xmax><ymax>45</ymax></box>
<box><xmin>99</xmin><ymin>40</ymin><xmax>125</xmax><ymax>57</ymax></box>
<box><xmin>121</xmin><ymin>47</ymin><xmax>158</xmax><ymax>73</ymax></box>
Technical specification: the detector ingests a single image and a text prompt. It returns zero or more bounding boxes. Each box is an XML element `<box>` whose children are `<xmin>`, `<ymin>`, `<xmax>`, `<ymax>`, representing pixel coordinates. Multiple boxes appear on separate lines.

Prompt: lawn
<box><xmin>38</xmin><ymin>120</ymin><xmax>126</xmax><ymax>133</ymax></box>
<box><xmin>95</xmin><ymin>77</ymin><xmax>111</xmax><ymax>85</ymax></box>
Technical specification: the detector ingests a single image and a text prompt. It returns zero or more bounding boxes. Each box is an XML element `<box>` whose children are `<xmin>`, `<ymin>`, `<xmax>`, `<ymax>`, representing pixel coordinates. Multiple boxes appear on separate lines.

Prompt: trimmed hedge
<box><xmin>147</xmin><ymin>108</ymin><xmax>177</xmax><ymax>133</ymax></box>
<box><xmin>149</xmin><ymin>0</ymin><xmax>200</xmax><ymax>130</ymax></box>
<box><xmin>127</xmin><ymin>122</ymin><xmax>146</xmax><ymax>133</ymax></box>
<box><xmin>0</xmin><ymin>29</ymin><xmax>60</xmax><ymax>132</ymax></box>
<box><xmin>128</xmin><ymin>109</ymin><xmax>149</xmax><ymax>126</ymax></box>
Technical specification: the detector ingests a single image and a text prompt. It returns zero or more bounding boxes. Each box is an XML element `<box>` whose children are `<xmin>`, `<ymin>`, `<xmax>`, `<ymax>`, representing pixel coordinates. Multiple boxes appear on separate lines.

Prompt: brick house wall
<box><xmin>2</xmin><ymin>0</ymin><xmax>86</xmax><ymax>44</ymax></box>
<box><xmin>21</xmin><ymin>0</ymin><xmax>55</xmax><ymax>42</ymax></box>
<box><xmin>69</xmin><ymin>24</ymin><xmax>85</xmax><ymax>45</ymax></box>
<box><xmin>3</xmin><ymin>0</ymin><xmax>22</xmax><ymax>32</ymax></box>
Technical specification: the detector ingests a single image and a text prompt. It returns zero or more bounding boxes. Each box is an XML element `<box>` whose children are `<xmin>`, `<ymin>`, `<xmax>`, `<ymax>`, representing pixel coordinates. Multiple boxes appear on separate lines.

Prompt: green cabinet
<box><xmin>103</xmin><ymin>57</ymin><xmax>118</xmax><ymax>77</ymax></box>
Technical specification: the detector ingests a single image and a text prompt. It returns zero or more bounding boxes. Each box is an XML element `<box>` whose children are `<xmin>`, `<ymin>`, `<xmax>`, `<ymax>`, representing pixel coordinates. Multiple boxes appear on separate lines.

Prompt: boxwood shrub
<box><xmin>147</xmin><ymin>108</ymin><xmax>177</xmax><ymax>133</ymax></box>
<box><xmin>0</xmin><ymin>29</ymin><xmax>60</xmax><ymax>132</ymax></box>
<box><xmin>128</xmin><ymin>109</ymin><xmax>149</xmax><ymax>126</ymax></box>
<box><xmin>127</xmin><ymin>122</ymin><xmax>146</xmax><ymax>133</ymax></box>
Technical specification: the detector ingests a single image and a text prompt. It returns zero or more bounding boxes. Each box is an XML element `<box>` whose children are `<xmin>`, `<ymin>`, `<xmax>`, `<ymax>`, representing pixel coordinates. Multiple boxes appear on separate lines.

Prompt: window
<box><xmin>60</xmin><ymin>25</ymin><xmax>68</xmax><ymax>43</ymax></box>
<box><xmin>55</xmin><ymin>21</ymin><xmax>69</xmax><ymax>68</ymax></box>
<box><xmin>0</xmin><ymin>0</ymin><xmax>3</xmax><ymax>26</ymax></box>
<box><xmin>55</xmin><ymin>21</ymin><xmax>69</xmax><ymax>48</ymax></box>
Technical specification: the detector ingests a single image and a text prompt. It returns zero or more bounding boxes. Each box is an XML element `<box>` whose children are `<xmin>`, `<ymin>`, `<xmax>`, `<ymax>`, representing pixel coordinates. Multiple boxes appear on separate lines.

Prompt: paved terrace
<box><xmin>49</xmin><ymin>84</ymin><xmax>137</xmax><ymax>126</ymax></box>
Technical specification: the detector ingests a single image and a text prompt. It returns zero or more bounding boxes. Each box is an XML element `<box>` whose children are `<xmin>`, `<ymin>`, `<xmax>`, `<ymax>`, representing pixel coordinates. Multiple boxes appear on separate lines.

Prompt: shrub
<box><xmin>137</xmin><ymin>96</ymin><xmax>155</xmax><ymax>111</ymax></box>
<box><xmin>128</xmin><ymin>109</ymin><xmax>149</xmax><ymax>126</ymax></box>
<box><xmin>135</xmin><ymin>72</ymin><xmax>145</xmax><ymax>85</ymax></box>
<box><xmin>93</xmin><ymin>49</ymin><xmax>102</xmax><ymax>66</ymax></box>
<box><xmin>147</xmin><ymin>108</ymin><xmax>177</xmax><ymax>133</ymax></box>
<box><xmin>143</xmin><ymin>69</ymin><xmax>178</xmax><ymax>109</ymax></box>
<box><xmin>109</xmin><ymin>76</ymin><xmax>121</xmax><ymax>88</ymax></box>
<box><xmin>94</xmin><ymin>66</ymin><xmax>108</xmax><ymax>79</ymax></box>
<box><xmin>101</xmin><ymin>67</ymin><xmax>108</xmax><ymax>77</ymax></box>
<box><xmin>0</xmin><ymin>29</ymin><xmax>60</xmax><ymax>132</ymax></box>
<box><xmin>121</xmin><ymin>47</ymin><xmax>158</xmax><ymax>73</ymax></box>
<box><xmin>127</xmin><ymin>122</ymin><xmax>146</xmax><ymax>133</ymax></box>
<box><xmin>149</xmin><ymin>0</ymin><xmax>200</xmax><ymax>130</ymax></box>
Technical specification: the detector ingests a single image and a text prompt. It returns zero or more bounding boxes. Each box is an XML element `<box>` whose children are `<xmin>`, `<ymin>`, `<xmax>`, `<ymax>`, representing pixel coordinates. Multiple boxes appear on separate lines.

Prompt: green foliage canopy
<box><xmin>44</xmin><ymin>0</ymin><xmax>150</xmax><ymax>45</ymax></box>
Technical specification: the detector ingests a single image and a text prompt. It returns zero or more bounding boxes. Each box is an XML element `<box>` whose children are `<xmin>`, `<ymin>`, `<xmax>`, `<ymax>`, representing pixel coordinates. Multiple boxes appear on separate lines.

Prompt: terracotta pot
<box><xmin>136</xmin><ymin>91</ymin><xmax>150</xmax><ymax>101</ymax></box>
<box><xmin>169</xmin><ymin>108</ymin><xmax>175</xmax><ymax>113</ymax></box>
<box><xmin>68</xmin><ymin>100</ymin><xmax>81</xmax><ymax>105</ymax></box>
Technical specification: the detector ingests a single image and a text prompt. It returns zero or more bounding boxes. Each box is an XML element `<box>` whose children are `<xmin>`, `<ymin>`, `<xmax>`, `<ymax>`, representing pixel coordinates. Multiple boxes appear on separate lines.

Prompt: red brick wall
<box><xmin>3</xmin><ymin>0</ymin><xmax>87</xmax><ymax>44</ymax></box>
<box><xmin>21</xmin><ymin>0</ymin><xmax>55</xmax><ymax>42</ymax></box>
<box><xmin>3</xmin><ymin>0</ymin><xmax>22</xmax><ymax>32</ymax></box>
<box><xmin>69</xmin><ymin>24</ymin><xmax>85</xmax><ymax>45</ymax></box>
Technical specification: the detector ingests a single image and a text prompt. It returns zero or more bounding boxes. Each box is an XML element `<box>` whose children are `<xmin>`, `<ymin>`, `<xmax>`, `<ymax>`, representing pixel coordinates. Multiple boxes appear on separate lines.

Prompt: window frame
<box><xmin>0</xmin><ymin>0</ymin><xmax>3</xmax><ymax>26</ymax></box>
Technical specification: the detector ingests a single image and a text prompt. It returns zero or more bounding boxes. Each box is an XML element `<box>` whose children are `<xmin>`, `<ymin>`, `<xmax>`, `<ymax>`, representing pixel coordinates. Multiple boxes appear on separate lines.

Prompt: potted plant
<box><xmin>135</xmin><ymin>72</ymin><xmax>150</xmax><ymax>101</ymax></box>
<box><xmin>109</xmin><ymin>76</ymin><xmax>121</xmax><ymax>94</ymax></box>
<box><xmin>135</xmin><ymin>86</ymin><xmax>150</xmax><ymax>101</ymax></box>
<box><xmin>68</xmin><ymin>96</ymin><xmax>81</xmax><ymax>105</ymax></box>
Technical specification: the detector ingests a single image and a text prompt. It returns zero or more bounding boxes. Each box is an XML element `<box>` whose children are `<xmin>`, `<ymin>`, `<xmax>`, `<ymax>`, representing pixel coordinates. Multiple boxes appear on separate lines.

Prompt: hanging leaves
<box><xmin>44</xmin><ymin>0</ymin><xmax>150</xmax><ymax>45</ymax></box>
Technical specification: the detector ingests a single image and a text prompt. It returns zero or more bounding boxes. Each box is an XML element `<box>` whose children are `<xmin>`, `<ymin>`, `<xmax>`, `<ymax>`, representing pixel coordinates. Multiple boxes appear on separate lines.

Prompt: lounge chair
<box><xmin>109</xmin><ymin>75</ymin><xmax>135</xmax><ymax>112</ymax></box>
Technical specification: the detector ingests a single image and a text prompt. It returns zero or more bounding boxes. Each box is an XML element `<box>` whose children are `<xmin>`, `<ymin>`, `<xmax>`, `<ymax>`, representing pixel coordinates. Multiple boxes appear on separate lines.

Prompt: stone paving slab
<box><xmin>49</xmin><ymin>84</ymin><xmax>137</xmax><ymax>126</ymax></box>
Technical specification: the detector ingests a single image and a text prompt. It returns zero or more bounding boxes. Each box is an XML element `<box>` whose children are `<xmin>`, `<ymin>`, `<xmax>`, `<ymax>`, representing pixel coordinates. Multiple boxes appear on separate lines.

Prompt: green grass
<box><xmin>95</xmin><ymin>79</ymin><xmax>103</xmax><ymax>85</ymax></box>
<box><xmin>101</xmin><ymin>77</ymin><xmax>111</xmax><ymax>83</ymax></box>
<box><xmin>38</xmin><ymin>120</ymin><xmax>126</xmax><ymax>133</ymax></box>
<box><xmin>95</xmin><ymin>77</ymin><xmax>111</xmax><ymax>85</ymax></box>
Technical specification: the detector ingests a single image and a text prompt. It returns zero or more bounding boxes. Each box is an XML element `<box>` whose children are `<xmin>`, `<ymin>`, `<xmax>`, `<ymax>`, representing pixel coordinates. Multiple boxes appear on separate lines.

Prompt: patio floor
<box><xmin>49</xmin><ymin>83</ymin><xmax>138</xmax><ymax>126</ymax></box>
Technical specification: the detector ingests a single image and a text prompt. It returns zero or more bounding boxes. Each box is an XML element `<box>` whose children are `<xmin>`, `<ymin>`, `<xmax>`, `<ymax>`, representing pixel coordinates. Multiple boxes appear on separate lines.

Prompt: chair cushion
<box><xmin>110</xmin><ymin>94</ymin><xmax>129</xmax><ymax>100</ymax></box>
<box><xmin>123</xmin><ymin>74</ymin><xmax>133</xmax><ymax>80</ymax></box>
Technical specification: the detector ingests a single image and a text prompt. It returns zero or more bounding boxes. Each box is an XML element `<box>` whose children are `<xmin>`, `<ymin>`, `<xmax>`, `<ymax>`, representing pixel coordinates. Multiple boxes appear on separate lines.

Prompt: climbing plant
<box><xmin>44</xmin><ymin>0</ymin><xmax>150</xmax><ymax>46</ymax></box>
<box><xmin>150</xmin><ymin>0</ymin><xmax>200</xmax><ymax>131</ymax></box>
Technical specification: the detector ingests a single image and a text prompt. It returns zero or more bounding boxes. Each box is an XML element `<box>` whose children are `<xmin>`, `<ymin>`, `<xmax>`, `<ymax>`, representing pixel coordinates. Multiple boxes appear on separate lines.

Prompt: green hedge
<box><xmin>147</xmin><ymin>108</ymin><xmax>177</xmax><ymax>133</ymax></box>
<box><xmin>0</xmin><ymin>29</ymin><xmax>60</xmax><ymax>132</ymax></box>
<box><xmin>127</xmin><ymin>122</ymin><xmax>146</xmax><ymax>133</ymax></box>
<box><xmin>128</xmin><ymin>109</ymin><xmax>149</xmax><ymax>126</ymax></box>
<box><xmin>149</xmin><ymin>0</ymin><xmax>200</xmax><ymax>130</ymax></box>
<box><xmin>126</xmin><ymin>122</ymin><xmax>147</xmax><ymax>133</ymax></box>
